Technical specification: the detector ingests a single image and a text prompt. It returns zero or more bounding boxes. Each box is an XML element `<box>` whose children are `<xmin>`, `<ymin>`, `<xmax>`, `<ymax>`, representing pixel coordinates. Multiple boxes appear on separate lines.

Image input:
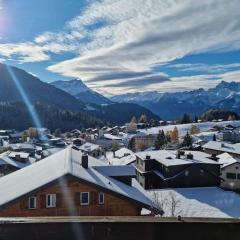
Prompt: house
<box><xmin>107</xmin><ymin>147</ymin><xmax>136</xmax><ymax>166</ymax></box>
<box><xmin>48</xmin><ymin>138</ymin><xmax>66</xmax><ymax>148</ymax></box>
<box><xmin>94</xmin><ymin>134</ymin><xmax>124</xmax><ymax>150</ymax></box>
<box><xmin>203</xmin><ymin>141</ymin><xmax>240</xmax><ymax>158</ymax></box>
<box><xmin>217</xmin><ymin>153</ymin><xmax>240</xmax><ymax>190</ymax></box>
<box><xmin>129</xmin><ymin>133</ymin><xmax>156</xmax><ymax>152</ymax></box>
<box><xmin>8</xmin><ymin>143</ymin><xmax>37</xmax><ymax>156</ymax></box>
<box><xmin>125</xmin><ymin>123</ymin><xmax>137</xmax><ymax>133</ymax></box>
<box><xmin>0</xmin><ymin>151</ymin><xmax>33</xmax><ymax>177</ymax></box>
<box><xmin>135</xmin><ymin>150</ymin><xmax>221</xmax><ymax>189</ymax></box>
<box><xmin>0</xmin><ymin>147</ymin><xmax>154</xmax><ymax>217</ymax></box>
<box><xmin>217</xmin><ymin>130</ymin><xmax>240</xmax><ymax>143</ymax></box>
<box><xmin>72</xmin><ymin>137</ymin><xmax>86</xmax><ymax>146</ymax></box>
<box><xmin>79</xmin><ymin>142</ymin><xmax>105</xmax><ymax>158</ymax></box>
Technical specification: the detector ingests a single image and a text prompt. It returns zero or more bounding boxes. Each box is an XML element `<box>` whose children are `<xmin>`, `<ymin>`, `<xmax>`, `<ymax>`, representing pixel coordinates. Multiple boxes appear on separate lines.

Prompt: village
<box><xmin>1</xmin><ymin>116</ymin><xmax>240</xmax><ymax>218</ymax></box>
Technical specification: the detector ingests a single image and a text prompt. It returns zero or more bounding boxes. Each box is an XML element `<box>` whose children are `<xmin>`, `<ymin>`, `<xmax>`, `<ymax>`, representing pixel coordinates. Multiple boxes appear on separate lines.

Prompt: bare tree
<box><xmin>151</xmin><ymin>191</ymin><xmax>181</xmax><ymax>217</ymax></box>
<box><xmin>168</xmin><ymin>191</ymin><xmax>181</xmax><ymax>217</ymax></box>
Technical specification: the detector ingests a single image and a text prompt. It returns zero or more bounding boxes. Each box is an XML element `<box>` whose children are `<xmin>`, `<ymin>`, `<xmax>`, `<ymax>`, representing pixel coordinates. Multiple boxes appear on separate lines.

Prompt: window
<box><xmin>46</xmin><ymin>194</ymin><xmax>56</xmax><ymax>208</ymax></box>
<box><xmin>185</xmin><ymin>170</ymin><xmax>189</xmax><ymax>176</ymax></box>
<box><xmin>226</xmin><ymin>173</ymin><xmax>236</xmax><ymax>179</ymax></box>
<box><xmin>99</xmin><ymin>192</ymin><xmax>104</xmax><ymax>204</ymax></box>
<box><xmin>237</xmin><ymin>174</ymin><xmax>240</xmax><ymax>180</ymax></box>
<box><xmin>80</xmin><ymin>192</ymin><xmax>89</xmax><ymax>205</ymax></box>
<box><xmin>28</xmin><ymin>196</ymin><xmax>37</xmax><ymax>209</ymax></box>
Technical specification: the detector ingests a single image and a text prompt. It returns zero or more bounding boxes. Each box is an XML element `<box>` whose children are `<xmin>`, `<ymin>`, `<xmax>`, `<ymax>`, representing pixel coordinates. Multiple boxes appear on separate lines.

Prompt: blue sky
<box><xmin>0</xmin><ymin>0</ymin><xmax>240</xmax><ymax>95</ymax></box>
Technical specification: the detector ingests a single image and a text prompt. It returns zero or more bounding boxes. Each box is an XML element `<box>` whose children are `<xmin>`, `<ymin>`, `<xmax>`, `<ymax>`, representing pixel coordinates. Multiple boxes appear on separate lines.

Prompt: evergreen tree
<box><xmin>155</xmin><ymin>130</ymin><xmax>166</xmax><ymax>150</ymax></box>
<box><xmin>194</xmin><ymin>116</ymin><xmax>199</xmax><ymax>123</ymax></box>
<box><xmin>181</xmin><ymin>113</ymin><xmax>191</xmax><ymax>124</ymax></box>
<box><xmin>212</xmin><ymin>134</ymin><xmax>216</xmax><ymax>141</ymax></box>
<box><xmin>112</xmin><ymin>140</ymin><xmax>120</xmax><ymax>152</ymax></box>
<box><xmin>182</xmin><ymin>131</ymin><xmax>192</xmax><ymax>147</ymax></box>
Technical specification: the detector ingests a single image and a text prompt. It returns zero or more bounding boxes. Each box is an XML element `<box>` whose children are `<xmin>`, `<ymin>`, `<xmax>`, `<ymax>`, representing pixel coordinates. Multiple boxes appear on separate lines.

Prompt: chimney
<box><xmin>210</xmin><ymin>153</ymin><xmax>218</xmax><ymax>161</ymax></box>
<box><xmin>145</xmin><ymin>155</ymin><xmax>151</xmax><ymax>160</ymax></box>
<box><xmin>14</xmin><ymin>154</ymin><xmax>21</xmax><ymax>162</ymax></box>
<box><xmin>186</xmin><ymin>153</ymin><xmax>193</xmax><ymax>160</ymax></box>
<box><xmin>82</xmin><ymin>154</ymin><xmax>88</xmax><ymax>169</ymax></box>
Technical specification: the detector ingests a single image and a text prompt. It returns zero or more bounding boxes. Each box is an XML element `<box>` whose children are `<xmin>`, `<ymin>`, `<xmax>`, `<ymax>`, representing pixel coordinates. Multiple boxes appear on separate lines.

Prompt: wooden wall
<box><xmin>0</xmin><ymin>177</ymin><xmax>141</xmax><ymax>217</ymax></box>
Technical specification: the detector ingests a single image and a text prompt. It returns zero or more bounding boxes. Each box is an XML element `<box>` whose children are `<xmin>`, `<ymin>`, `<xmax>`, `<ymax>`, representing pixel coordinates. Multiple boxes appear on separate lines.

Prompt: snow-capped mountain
<box><xmin>111</xmin><ymin>81</ymin><xmax>240</xmax><ymax>119</ymax></box>
<box><xmin>51</xmin><ymin>79</ymin><xmax>112</xmax><ymax>105</ymax></box>
<box><xmin>111</xmin><ymin>91</ymin><xmax>164</xmax><ymax>103</ymax></box>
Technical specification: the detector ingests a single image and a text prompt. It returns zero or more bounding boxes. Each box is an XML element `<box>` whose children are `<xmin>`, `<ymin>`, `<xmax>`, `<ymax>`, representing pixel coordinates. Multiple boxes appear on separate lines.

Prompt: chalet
<box><xmin>107</xmin><ymin>148</ymin><xmax>136</xmax><ymax>166</ymax></box>
<box><xmin>135</xmin><ymin>150</ymin><xmax>221</xmax><ymax>189</ymax></box>
<box><xmin>94</xmin><ymin>134</ymin><xmax>123</xmax><ymax>150</ymax></box>
<box><xmin>0</xmin><ymin>151</ymin><xmax>32</xmax><ymax>177</ymax></box>
<box><xmin>0</xmin><ymin>147</ymin><xmax>154</xmax><ymax>217</ymax></box>
<box><xmin>217</xmin><ymin>130</ymin><xmax>240</xmax><ymax>143</ymax></box>
<box><xmin>48</xmin><ymin>138</ymin><xmax>66</xmax><ymax>148</ymax></box>
<box><xmin>8</xmin><ymin>143</ymin><xmax>36</xmax><ymax>156</ymax></box>
<box><xmin>203</xmin><ymin>141</ymin><xmax>240</xmax><ymax>158</ymax></box>
<box><xmin>217</xmin><ymin>153</ymin><xmax>240</xmax><ymax>190</ymax></box>
<box><xmin>125</xmin><ymin>123</ymin><xmax>137</xmax><ymax>133</ymax></box>
<box><xmin>79</xmin><ymin>142</ymin><xmax>105</xmax><ymax>158</ymax></box>
<box><xmin>129</xmin><ymin>133</ymin><xmax>156</xmax><ymax>152</ymax></box>
<box><xmin>72</xmin><ymin>137</ymin><xmax>86</xmax><ymax>146</ymax></box>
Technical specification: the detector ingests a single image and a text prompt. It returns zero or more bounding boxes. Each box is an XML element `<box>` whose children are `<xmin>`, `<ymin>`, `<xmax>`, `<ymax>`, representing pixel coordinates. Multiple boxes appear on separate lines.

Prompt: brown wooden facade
<box><xmin>0</xmin><ymin>176</ymin><xmax>142</xmax><ymax>217</ymax></box>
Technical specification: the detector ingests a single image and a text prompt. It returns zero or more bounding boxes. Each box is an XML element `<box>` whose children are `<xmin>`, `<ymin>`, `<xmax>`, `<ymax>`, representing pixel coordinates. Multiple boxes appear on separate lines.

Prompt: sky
<box><xmin>0</xmin><ymin>0</ymin><xmax>240</xmax><ymax>96</ymax></box>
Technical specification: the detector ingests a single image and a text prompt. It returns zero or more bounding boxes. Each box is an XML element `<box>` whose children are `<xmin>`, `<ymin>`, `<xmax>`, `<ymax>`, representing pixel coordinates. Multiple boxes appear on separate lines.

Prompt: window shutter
<box><xmin>40</xmin><ymin>194</ymin><xmax>46</xmax><ymax>208</ymax></box>
<box><xmin>56</xmin><ymin>193</ymin><xmax>62</xmax><ymax>208</ymax></box>
<box><xmin>75</xmin><ymin>192</ymin><xmax>80</xmax><ymax>205</ymax></box>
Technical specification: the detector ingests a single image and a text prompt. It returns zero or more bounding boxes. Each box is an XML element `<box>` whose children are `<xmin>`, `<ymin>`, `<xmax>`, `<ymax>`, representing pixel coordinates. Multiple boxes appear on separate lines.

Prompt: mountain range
<box><xmin>0</xmin><ymin>63</ymin><xmax>159</xmax><ymax>130</ymax></box>
<box><xmin>51</xmin><ymin>79</ymin><xmax>111</xmax><ymax>105</ymax></box>
<box><xmin>111</xmin><ymin>81</ymin><xmax>240</xmax><ymax>119</ymax></box>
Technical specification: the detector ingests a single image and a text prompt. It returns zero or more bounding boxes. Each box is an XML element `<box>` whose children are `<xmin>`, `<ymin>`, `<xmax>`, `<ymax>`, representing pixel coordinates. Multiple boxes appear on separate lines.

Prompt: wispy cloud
<box><xmin>1</xmin><ymin>0</ymin><xmax>240</xmax><ymax>94</ymax></box>
<box><xmin>169</xmin><ymin>63</ymin><xmax>240</xmax><ymax>73</ymax></box>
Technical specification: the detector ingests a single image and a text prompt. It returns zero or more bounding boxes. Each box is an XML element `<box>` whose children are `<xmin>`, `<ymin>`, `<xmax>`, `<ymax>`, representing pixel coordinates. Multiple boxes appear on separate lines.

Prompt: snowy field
<box><xmin>139</xmin><ymin>120</ymin><xmax>240</xmax><ymax>137</ymax></box>
<box><xmin>147</xmin><ymin>187</ymin><xmax>240</xmax><ymax>218</ymax></box>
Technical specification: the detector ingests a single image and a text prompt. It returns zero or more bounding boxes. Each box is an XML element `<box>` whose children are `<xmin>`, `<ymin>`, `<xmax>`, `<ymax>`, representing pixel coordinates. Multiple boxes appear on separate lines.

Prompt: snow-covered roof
<box><xmin>0</xmin><ymin>147</ymin><xmax>153</xmax><ymax>209</ymax></box>
<box><xmin>106</xmin><ymin>150</ymin><xmax>136</xmax><ymax>166</ymax></box>
<box><xmin>8</xmin><ymin>152</ymin><xmax>29</xmax><ymax>159</ymax></box>
<box><xmin>146</xmin><ymin>187</ymin><xmax>240</xmax><ymax>218</ymax></box>
<box><xmin>94</xmin><ymin>165</ymin><xmax>135</xmax><ymax>177</ymax></box>
<box><xmin>103</xmin><ymin>133</ymin><xmax>122</xmax><ymax>140</ymax></box>
<box><xmin>0</xmin><ymin>152</ymin><xmax>29</xmax><ymax>169</ymax></box>
<box><xmin>136</xmin><ymin>150</ymin><xmax>220</xmax><ymax>167</ymax></box>
<box><xmin>203</xmin><ymin>141</ymin><xmax>240</xmax><ymax>155</ymax></box>
<box><xmin>79</xmin><ymin>142</ymin><xmax>100</xmax><ymax>152</ymax></box>
<box><xmin>9</xmin><ymin>143</ymin><xmax>35</xmax><ymax>150</ymax></box>
<box><xmin>115</xmin><ymin>148</ymin><xmax>133</xmax><ymax>158</ymax></box>
<box><xmin>217</xmin><ymin>153</ymin><xmax>239</xmax><ymax>167</ymax></box>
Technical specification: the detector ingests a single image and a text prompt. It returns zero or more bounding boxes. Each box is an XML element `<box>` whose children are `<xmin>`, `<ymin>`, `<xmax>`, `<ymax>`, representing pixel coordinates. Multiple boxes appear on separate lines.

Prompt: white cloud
<box><xmin>1</xmin><ymin>0</ymin><xmax>240</xmax><ymax>94</ymax></box>
<box><xmin>47</xmin><ymin>0</ymin><xmax>240</xmax><ymax>94</ymax></box>
<box><xmin>169</xmin><ymin>63</ymin><xmax>240</xmax><ymax>73</ymax></box>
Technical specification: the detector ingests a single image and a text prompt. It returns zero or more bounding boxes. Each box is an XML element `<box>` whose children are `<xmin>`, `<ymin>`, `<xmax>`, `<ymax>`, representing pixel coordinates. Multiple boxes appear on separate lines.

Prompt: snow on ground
<box><xmin>147</xmin><ymin>187</ymin><xmax>240</xmax><ymax>218</ymax></box>
<box><xmin>139</xmin><ymin>121</ymin><xmax>240</xmax><ymax>137</ymax></box>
